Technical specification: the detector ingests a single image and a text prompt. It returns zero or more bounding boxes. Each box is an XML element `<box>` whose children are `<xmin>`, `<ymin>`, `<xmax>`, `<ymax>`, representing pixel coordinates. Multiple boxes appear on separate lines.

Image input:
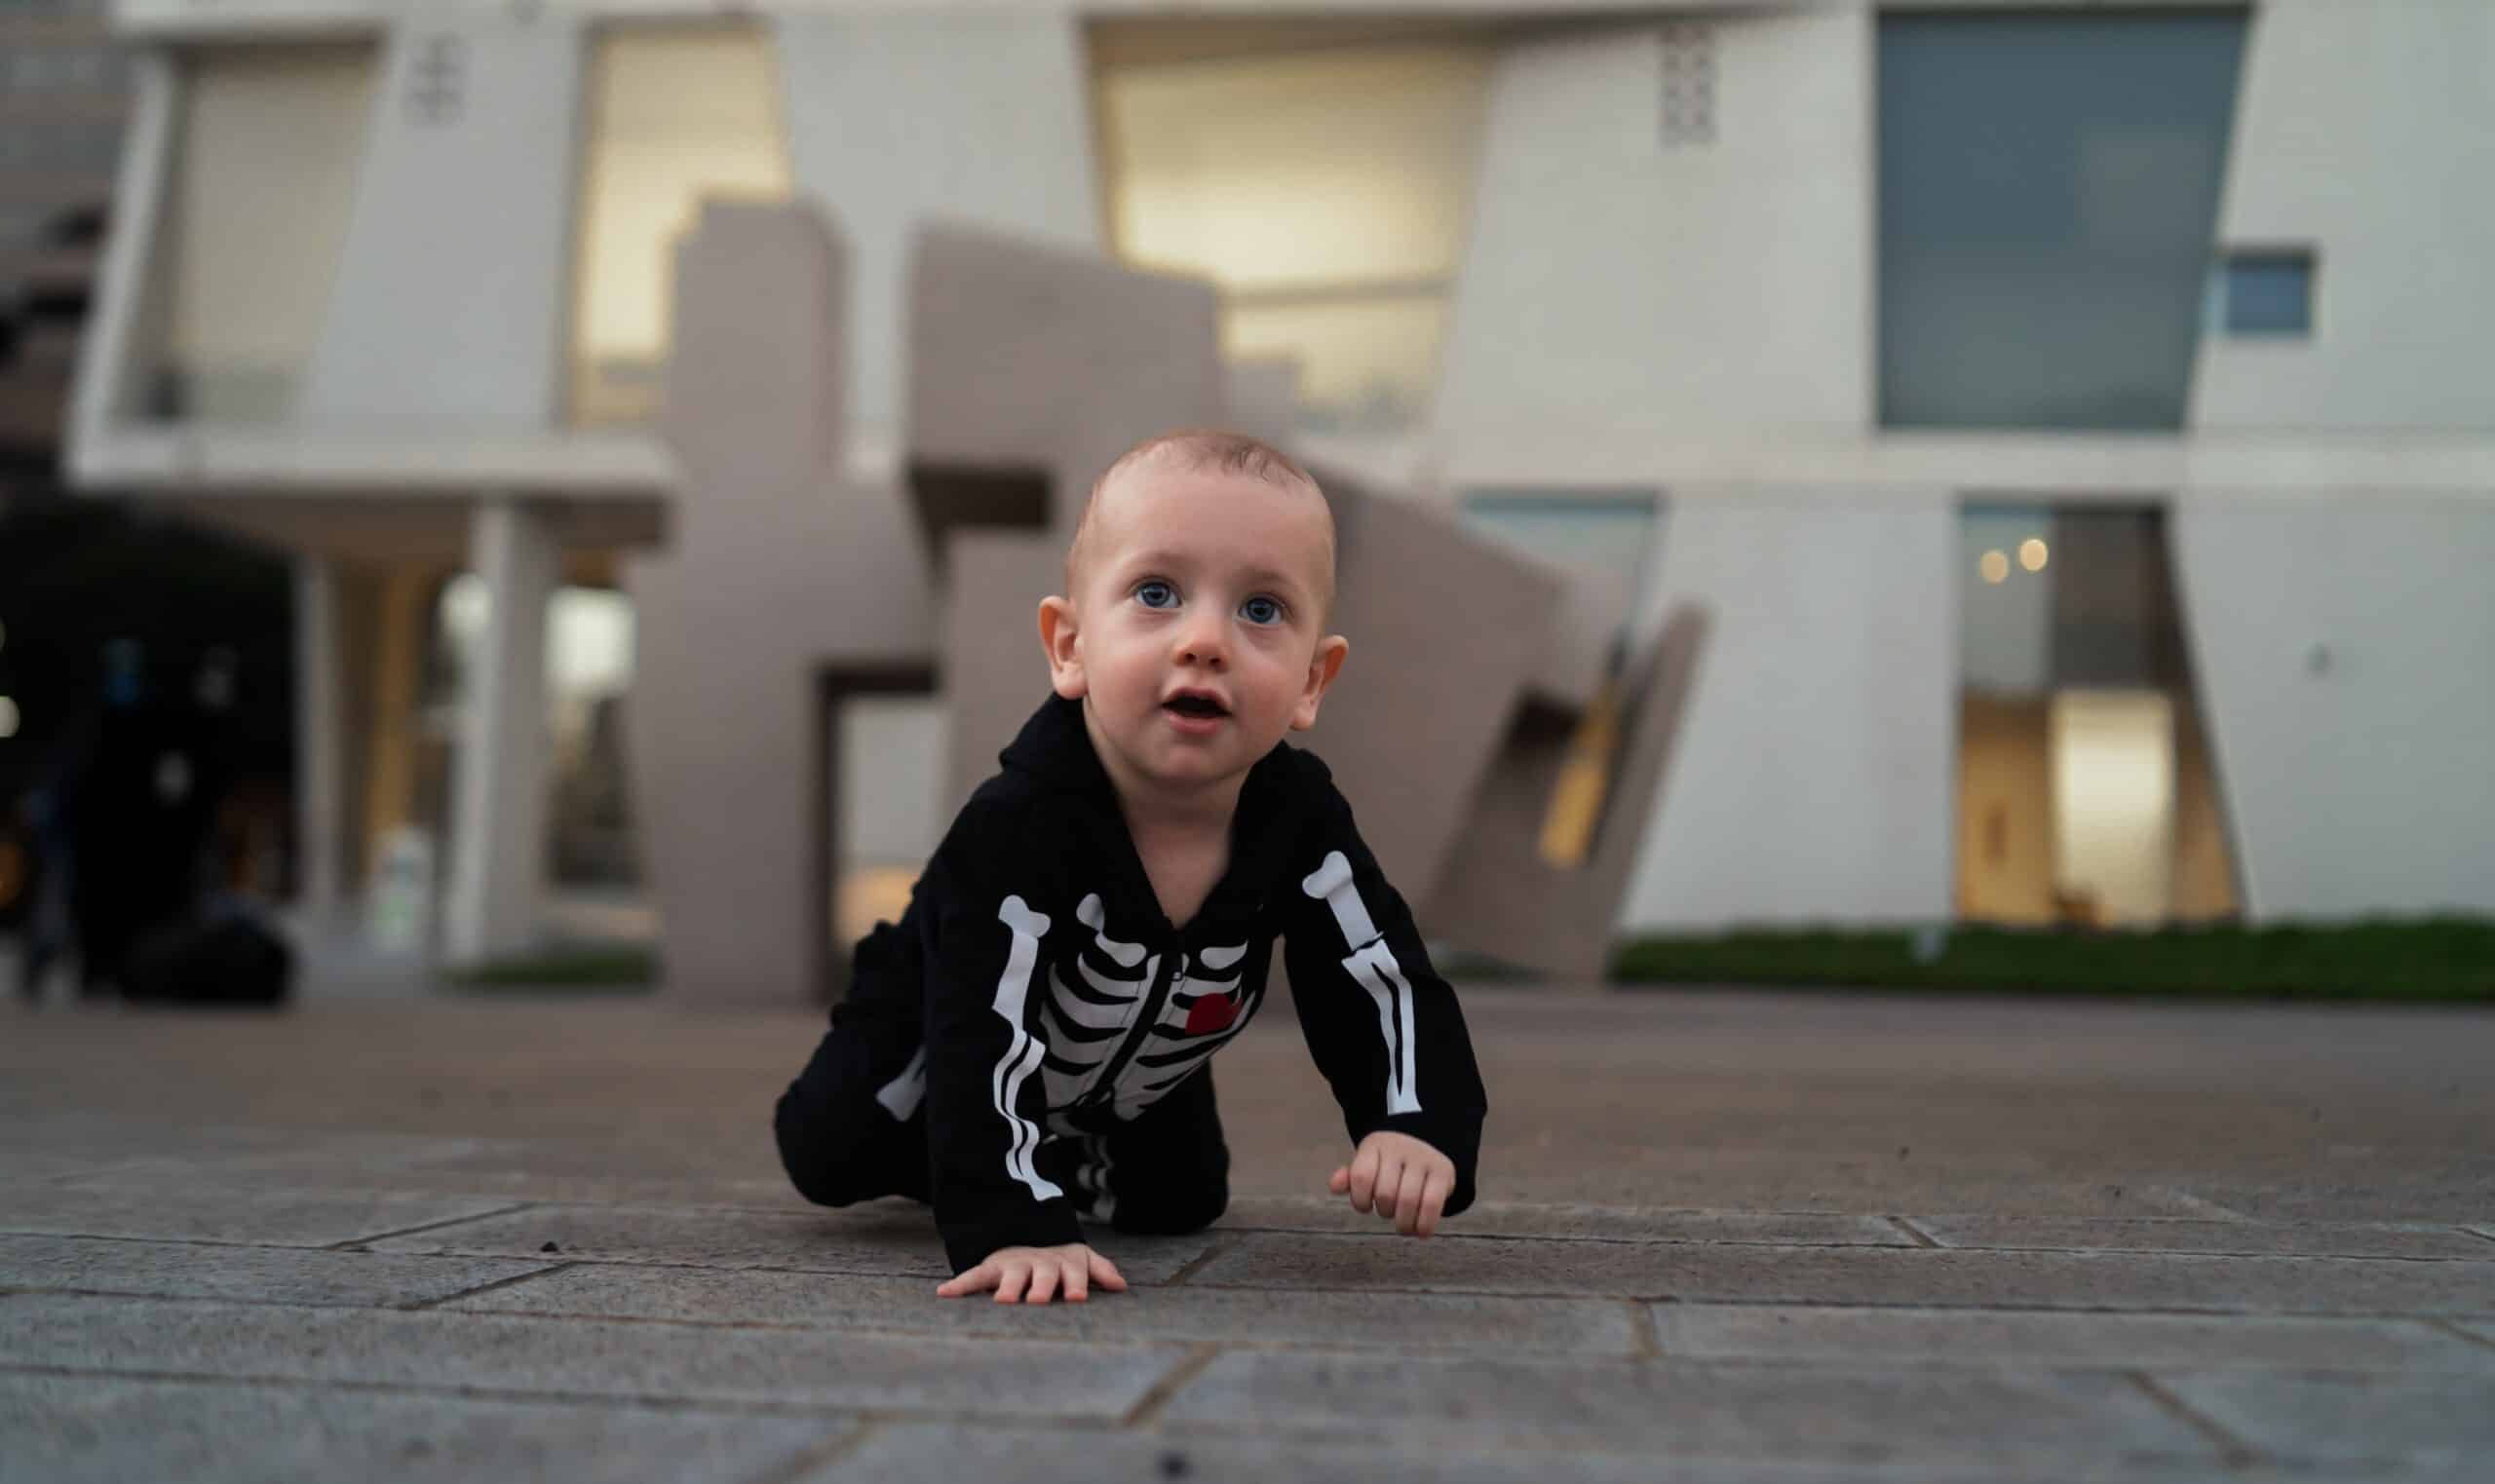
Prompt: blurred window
<box><xmin>1878</xmin><ymin>12</ymin><xmax>2248</xmax><ymax>430</ymax></box>
<box><xmin>1097</xmin><ymin>40</ymin><xmax>1492</xmax><ymax>434</ymax></box>
<box><xmin>568</xmin><ymin>24</ymin><xmax>792</xmax><ymax>427</ymax></box>
<box><xmin>2208</xmin><ymin>248</ymin><xmax>2313</xmax><ymax>336</ymax></box>
<box><xmin>151</xmin><ymin>45</ymin><xmax>376</xmax><ymax>423</ymax></box>
<box><xmin>1459</xmin><ymin>492</ymin><xmax>1662</xmax><ymax>649</ymax></box>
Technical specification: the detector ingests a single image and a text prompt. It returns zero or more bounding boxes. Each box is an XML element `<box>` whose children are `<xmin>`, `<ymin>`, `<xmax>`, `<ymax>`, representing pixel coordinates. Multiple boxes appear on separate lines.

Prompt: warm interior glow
<box><xmin>1098</xmin><ymin>41</ymin><xmax>1491</xmax><ymax>427</ymax></box>
<box><xmin>2050</xmin><ymin>690</ymin><xmax>2175</xmax><ymax>924</ymax></box>
<box><xmin>2019</xmin><ymin>537</ymin><xmax>2050</xmax><ymax>572</ymax></box>
<box><xmin>1979</xmin><ymin>549</ymin><xmax>2011</xmax><ymax>584</ymax></box>
<box><xmin>571</xmin><ymin>25</ymin><xmax>792</xmax><ymax>424</ymax></box>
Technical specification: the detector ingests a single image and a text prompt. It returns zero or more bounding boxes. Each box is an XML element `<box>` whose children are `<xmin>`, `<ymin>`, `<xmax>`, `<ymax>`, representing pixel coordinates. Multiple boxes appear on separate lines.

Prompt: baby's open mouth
<box><xmin>1163</xmin><ymin>694</ymin><xmax>1229</xmax><ymax>720</ymax></box>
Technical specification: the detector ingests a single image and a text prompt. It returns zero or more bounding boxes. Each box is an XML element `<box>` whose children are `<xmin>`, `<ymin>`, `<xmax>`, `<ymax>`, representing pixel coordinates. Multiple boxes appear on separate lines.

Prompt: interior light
<box><xmin>0</xmin><ymin>696</ymin><xmax>18</xmax><ymax>739</ymax></box>
<box><xmin>1979</xmin><ymin>550</ymin><xmax>2010</xmax><ymax>585</ymax></box>
<box><xmin>2019</xmin><ymin>538</ymin><xmax>2049</xmax><ymax>572</ymax></box>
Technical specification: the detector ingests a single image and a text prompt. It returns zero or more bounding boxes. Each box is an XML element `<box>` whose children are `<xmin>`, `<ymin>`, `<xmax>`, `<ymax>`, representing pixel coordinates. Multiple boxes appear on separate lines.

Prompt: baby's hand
<box><xmin>935</xmin><ymin>1242</ymin><xmax>1129</xmax><ymax>1304</ymax></box>
<box><xmin>1329</xmin><ymin>1130</ymin><xmax>1455</xmax><ymax>1237</ymax></box>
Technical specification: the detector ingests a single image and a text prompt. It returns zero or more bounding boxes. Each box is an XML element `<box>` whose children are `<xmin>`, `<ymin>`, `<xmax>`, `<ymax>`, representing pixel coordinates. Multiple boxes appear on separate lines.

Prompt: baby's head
<box><xmin>1039</xmin><ymin>431</ymin><xmax>1349</xmax><ymax>797</ymax></box>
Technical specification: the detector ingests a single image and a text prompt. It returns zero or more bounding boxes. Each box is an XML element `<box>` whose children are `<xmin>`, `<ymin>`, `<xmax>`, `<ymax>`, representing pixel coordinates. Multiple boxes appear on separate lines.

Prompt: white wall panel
<box><xmin>2191</xmin><ymin>0</ymin><xmax>2495</xmax><ymax>432</ymax></box>
<box><xmin>1437</xmin><ymin>8</ymin><xmax>1870</xmax><ymax>471</ymax></box>
<box><xmin>773</xmin><ymin>12</ymin><xmax>1098</xmax><ymax>435</ymax></box>
<box><xmin>299</xmin><ymin>16</ymin><xmax>582</xmax><ymax>429</ymax></box>
<box><xmin>2174</xmin><ymin>497</ymin><xmax>2495</xmax><ymax>918</ymax></box>
<box><xmin>1617</xmin><ymin>491</ymin><xmax>1956</xmax><ymax>932</ymax></box>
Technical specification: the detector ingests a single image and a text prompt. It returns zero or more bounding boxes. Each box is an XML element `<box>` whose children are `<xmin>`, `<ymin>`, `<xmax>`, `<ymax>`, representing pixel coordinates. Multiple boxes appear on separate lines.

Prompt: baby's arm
<box><xmin>1285</xmin><ymin>787</ymin><xmax>1489</xmax><ymax>1234</ymax></box>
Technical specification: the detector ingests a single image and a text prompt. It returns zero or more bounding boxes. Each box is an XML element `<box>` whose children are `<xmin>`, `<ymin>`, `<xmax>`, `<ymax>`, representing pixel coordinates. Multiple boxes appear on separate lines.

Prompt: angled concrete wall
<box><xmin>298</xmin><ymin>14</ymin><xmax>580</xmax><ymax>430</ymax></box>
<box><xmin>1618</xmin><ymin>491</ymin><xmax>1956</xmax><ymax>931</ymax></box>
<box><xmin>774</xmin><ymin>12</ymin><xmax>1099</xmax><ymax>436</ymax></box>
<box><xmin>2191</xmin><ymin>0</ymin><xmax>2495</xmax><ymax>433</ymax></box>
<box><xmin>2174</xmin><ymin>496</ymin><xmax>2495</xmax><ymax>918</ymax></box>
<box><xmin>630</xmin><ymin>203</ymin><xmax>933</xmax><ymax>1005</ymax></box>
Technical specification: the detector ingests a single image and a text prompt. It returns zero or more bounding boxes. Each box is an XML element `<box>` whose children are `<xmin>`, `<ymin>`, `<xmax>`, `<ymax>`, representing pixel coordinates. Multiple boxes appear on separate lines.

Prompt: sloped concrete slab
<box><xmin>0</xmin><ymin>1371</ymin><xmax>844</xmax><ymax>1484</ymax></box>
<box><xmin>0</xmin><ymin>1182</ymin><xmax>523</xmax><ymax>1248</ymax></box>
<box><xmin>1224</xmin><ymin>1198</ymin><xmax>1905</xmax><ymax>1247</ymax></box>
<box><xmin>1188</xmin><ymin>1232</ymin><xmax>2495</xmax><ymax>1313</ymax></box>
<box><xmin>1157</xmin><ymin>1351</ymin><xmax>2213</xmax><ymax>1467</ymax></box>
<box><xmin>2160</xmin><ymin>1372</ymin><xmax>2495</xmax><ymax>1466</ymax></box>
<box><xmin>0</xmin><ymin>1293</ymin><xmax>1182</xmax><ymax>1419</ymax></box>
<box><xmin>367</xmin><ymin>1201</ymin><xmax>1212</xmax><ymax>1282</ymax></box>
<box><xmin>1911</xmin><ymin>1215</ymin><xmax>2493</xmax><ymax>1260</ymax></box>
<box><xmin>441</xmin><ymin>1264</ymin><xmax>1637</xmax><ymax>1355</ymax></box>
<box><xmin>1651</xmin><ymin>1304</ymin><xmax>2495</xmax><ymax>1372</ymax></box>
<box><xmin>0</xmin><ymin>1235</ymin><xmax>552</xmax><ymax>1310</ymax></box>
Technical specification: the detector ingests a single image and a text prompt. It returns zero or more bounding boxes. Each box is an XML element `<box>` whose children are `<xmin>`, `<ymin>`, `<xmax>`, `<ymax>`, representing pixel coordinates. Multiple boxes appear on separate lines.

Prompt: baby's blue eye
<box><xmin>1240</xmin><ymin>595</ymin><xmax>1284</xmax><ymax>626</ymax></box>
<box><xmin>1134</xmin><ymin>581</ymin><xmax>1177</xmax><ymax>609</ymax></box>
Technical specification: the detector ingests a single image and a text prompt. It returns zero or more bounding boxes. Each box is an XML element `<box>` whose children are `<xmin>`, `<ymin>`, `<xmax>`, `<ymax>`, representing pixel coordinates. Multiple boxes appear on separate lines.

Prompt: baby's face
<box><xmin>1047</xmin><ymin>463</ymin><xmax>1344</xmax><ymax>795</ymax></box>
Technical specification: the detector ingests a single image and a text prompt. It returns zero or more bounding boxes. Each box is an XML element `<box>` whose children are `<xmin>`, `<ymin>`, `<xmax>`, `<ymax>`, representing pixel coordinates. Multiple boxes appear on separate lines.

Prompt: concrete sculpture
<box><xmin>632</xmin><ymin>201</ymin><xmax>1707</xmax><ymax>1005</ymax></box>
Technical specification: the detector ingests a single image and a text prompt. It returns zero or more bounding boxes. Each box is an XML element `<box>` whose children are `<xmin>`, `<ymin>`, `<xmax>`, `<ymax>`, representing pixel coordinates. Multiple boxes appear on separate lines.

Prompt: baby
<box><xmin>773</xmin><ymin>430</ymin><xmax>1486</xmax><ymax>1303</ymax></box>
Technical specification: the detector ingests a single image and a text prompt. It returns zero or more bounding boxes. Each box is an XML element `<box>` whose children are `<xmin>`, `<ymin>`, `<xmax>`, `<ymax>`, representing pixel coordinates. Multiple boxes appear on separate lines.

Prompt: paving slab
<box><xmin>803</xmin><ymin>1421</ymin><xmax>2335</xmax><ymax>1484</ymax></box>
<box><xmin>367</xmin><ymin>1201</ymin><xmax>1214</xmax><ymax>1282</ymax></box>
<box><xmin>0</xmin><ymin>1235</ymin><xmax>554</xmax><ymax>1310</ymax></box>
<box><xmin>2173</xmin><ymin>1183</ymin><xmax>2495</xmax><ymax>1226</ymax></box>
<box><xmin>0</xmin><ymin>1371</ymin><xmax>844</xmax><ymax>1484</ymax></box>
<box><xmin>1157</xmin><ymin>1351</ymin><xmax>2214</xmax><ymax>1467</ymax></box>
<box><xmin>441</xmin><ymin>1263</ymin><xmax>1638</xmax><ymax>1355</ymax></box>
<box><xmin>0</xmin><ymin>1180</ymin><xmax>525</xmax><ymax>1248</ymax></box>
<box><xmin>0</xmin><ymin>1293</ymin><xmax>1183</xmax><ymax>1419</ymax></box>
<box><xmin>2159</xmin><ymin>1372</ymin><xmax>2495</xmax><ymax>1467</ymax></box>
<box><xmin>1910</xmin><ymin>1215</ymin><xmax>2494</xmax><ymax>1261</ymax></box>
<box><xmin>1186</xmin><ymin>1232</ymin><xmax>2495</xmax><ymax>1313</ymax></box>
<box><xmin>1650</xmin><ymin>1304</ymin><xmax>2495</xmax><ymax>1373</ymax></box>
<box><xmin>1224</xmin><ymin>1198</ymin><xmax>1906</xmax><ymax>1246</ymax></box>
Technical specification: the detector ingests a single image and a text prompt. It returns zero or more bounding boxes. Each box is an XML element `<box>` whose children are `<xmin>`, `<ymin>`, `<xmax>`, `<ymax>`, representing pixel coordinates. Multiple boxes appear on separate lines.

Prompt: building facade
<box><xmin>66</xmin><ymin>0</ymin><xmax>2495</xmax><ymax>971</ymax></box>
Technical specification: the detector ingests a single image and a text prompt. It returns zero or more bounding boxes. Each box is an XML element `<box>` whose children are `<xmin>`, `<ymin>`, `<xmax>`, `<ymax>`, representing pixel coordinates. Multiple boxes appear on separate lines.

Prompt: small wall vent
<box><xmin>1660</xmin><ymin>23</ymin><xmax>1716</xmax><ymax>147</ymax></box>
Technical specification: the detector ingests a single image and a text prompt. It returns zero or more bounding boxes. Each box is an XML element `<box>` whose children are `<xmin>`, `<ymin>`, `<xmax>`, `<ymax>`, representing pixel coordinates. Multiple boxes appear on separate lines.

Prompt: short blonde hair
<box><xmin>1065</xmin><ymin>429</ymin><xmax>1336</xmax><ymax>609</ymax></box>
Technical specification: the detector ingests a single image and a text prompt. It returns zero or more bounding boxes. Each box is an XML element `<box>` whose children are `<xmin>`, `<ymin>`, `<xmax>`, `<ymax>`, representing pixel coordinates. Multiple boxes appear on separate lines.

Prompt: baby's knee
<box><xmin>773</xmin><ymin>1081</ymin><xmax>900</xmax><ymax>1208</ymax></box>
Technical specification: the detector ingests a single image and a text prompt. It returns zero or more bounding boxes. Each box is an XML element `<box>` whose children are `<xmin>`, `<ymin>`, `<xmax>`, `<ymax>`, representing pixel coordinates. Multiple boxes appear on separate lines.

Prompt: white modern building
<box><xmin>66</xmin><ymin>0</ymin><xmax>2495</xmax><ymax>969</ymax></box>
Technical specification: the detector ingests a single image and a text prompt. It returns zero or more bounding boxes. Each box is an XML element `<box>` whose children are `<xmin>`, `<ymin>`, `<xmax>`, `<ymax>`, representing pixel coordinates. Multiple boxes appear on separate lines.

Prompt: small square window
<box><xmin>2209</xmin><ymin>248</ymin><xmax>2314</xmax><ymax>336</ymax></box>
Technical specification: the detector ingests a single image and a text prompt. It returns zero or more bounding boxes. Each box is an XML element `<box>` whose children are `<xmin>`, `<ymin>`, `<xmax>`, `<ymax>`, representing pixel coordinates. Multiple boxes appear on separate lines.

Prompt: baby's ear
<box><xmin>1291</xmin><ymin>634</ymin><xmax>1349</xmax><ymax>731</ymax></box>
<box><xmin>1037</xmin><ymin>596</ymin><xmax>1087</xmax><ymax>700</ymax></box>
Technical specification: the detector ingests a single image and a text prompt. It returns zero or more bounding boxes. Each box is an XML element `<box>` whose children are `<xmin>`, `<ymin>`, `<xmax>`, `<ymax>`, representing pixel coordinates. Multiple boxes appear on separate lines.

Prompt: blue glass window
<box><xmin>1879</xmin><ymin>12</ymin><xmax>2250</xmax><ymax>430</ymax></box>
<box><xmin>2213</xmin><ymin>250</ymin><xmax>2314</xmax><ymax>335</ymax></box>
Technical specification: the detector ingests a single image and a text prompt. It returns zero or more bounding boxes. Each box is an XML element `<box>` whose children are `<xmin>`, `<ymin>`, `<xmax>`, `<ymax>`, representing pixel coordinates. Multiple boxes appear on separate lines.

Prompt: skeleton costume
<box><xmin>775</xmin><ymin>693</ymin><xmax>1488</xmax><ymax>1274</ymax></box>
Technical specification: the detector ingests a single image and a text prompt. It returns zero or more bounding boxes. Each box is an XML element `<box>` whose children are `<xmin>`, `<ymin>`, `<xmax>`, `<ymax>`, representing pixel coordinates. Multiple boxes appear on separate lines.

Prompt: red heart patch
<box><xmin>1182</xmin><ymin>992</ymin><xmax>1239</xmax><ymax>1036</ymax></box>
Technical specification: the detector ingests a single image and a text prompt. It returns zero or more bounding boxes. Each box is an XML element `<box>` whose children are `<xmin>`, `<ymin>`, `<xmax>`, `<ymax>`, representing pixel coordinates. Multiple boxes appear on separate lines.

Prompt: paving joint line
<box><xmin>1160</xmin><ymin>1233</ymin><xmax>1236</xmax><ymax>1287</ymax></box>
<box><xmin>1119</xmin><ymin>1341</ymin><xmax>1222</xmax><ymax>1428</ymax></box>
<box><xmin>746</xmin><ymin>1420</ymin><xmax>881</xmax><ymax>1484</ymax></box>
<box><xmin>2421</xmin><ymin>1316</ymin><xmax>2495</xmax><ymax>1351</ymax></box>
<box><xmin>2459</xmin><ymin>1225</ymin><xmax>2495</xmax><ymax>1248</ymax></box>
<box><xmin>2122</xmin><ymin>1369</ymin><xmax>2265</xmax><ymax>1468</ymax></box>
<box><xmin>398</xmin><ymin>1260</ymin><xmax>576</xmax><ymax>1312</ymax></box>
<box><xmin>329</xmin><ymin>1201</ymin><xmax>538</xmax><ymax>1249</ymax></box>
<box><xmin>1886</xmin><ymin>1215</ymin><xmax>1942</xmax><ymax>1248</ymax></box>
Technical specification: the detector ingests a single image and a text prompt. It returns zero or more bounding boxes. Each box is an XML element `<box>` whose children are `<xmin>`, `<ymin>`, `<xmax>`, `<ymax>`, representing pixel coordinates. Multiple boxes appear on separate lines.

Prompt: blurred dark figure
<box><xmin>40</xmin><ymin>640</ymin><xmax>290</xmax><ymax>1006</ymax></box>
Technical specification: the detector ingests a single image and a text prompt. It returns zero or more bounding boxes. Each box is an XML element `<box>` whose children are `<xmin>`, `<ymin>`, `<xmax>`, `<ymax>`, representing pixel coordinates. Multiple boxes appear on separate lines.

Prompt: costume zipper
<box><xmin>1090</xmin><ymin>944</ymin><xmax>1185</xmax><ymax>1101</ymax></box>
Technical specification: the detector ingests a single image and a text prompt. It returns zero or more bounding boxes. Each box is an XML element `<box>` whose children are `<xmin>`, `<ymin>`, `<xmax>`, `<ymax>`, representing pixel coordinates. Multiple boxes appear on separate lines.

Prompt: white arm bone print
<box><xmin>1300</xmin><ymin>851</ymin><xmax>1422</xmax><ymax>1116</ymax></box>
<box><xmin>988</xmin><ymin>896</ymin><xmax>1064</xmax><ymax>1201</ymax></box>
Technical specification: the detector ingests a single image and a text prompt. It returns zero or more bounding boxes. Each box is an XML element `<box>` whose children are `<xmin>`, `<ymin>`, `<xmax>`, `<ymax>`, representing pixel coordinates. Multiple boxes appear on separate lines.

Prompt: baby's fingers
<box><xmin>1393</xmin><ymin>1162</ymin><xmax>1427</xmax><ymax>1236</ymax></box>
<box><xmin>1024</xmin><ymin>1261</ymin><xmax>1061</xmax><ymax>1305</ymax></box>
<box><xmin>1415</xmin><ymin>1165</ymin><xmax>1454</xmax><ymax>1238</ymax></box>
<box><xmin>1346</xmin><ymin>1145</ymin><xmax>1382</xmax><ymax>1213</ymax></box>
<box><xmin>1089</xmin><ymin>1251</ymin><xmax>1130</xmax><ymax>1293</ymax></box>
<box><xmin>992</xmin><ymin>1259</ymin><xmax>1031</xmax><ymax>1304</ymax></box>
<box><xmin>936</xmin><ymin>1262</ymin><xmax>997</xmax><ymax>1299</ymax></box>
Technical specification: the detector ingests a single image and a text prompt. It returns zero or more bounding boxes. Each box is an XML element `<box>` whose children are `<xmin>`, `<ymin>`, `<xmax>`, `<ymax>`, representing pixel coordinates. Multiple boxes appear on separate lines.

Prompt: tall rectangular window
<box><xmin>153</xmin><ymin>45</ymin><xmax>377</xmax><ymax>422</ymax></box>
<box><xmin>1878</xmin><ymin>13</ymin><xmax>2248</xmax><ymax>430</ymax></box>
<box><xmin>1096</xmin><ymin>38</ymin><xmax>1492</xmax><ymax>434</ymax></box>
<box><xmin>569</xmin><ymin>24</ymin><xmax>791</xmax><ymax>427</ymax></box>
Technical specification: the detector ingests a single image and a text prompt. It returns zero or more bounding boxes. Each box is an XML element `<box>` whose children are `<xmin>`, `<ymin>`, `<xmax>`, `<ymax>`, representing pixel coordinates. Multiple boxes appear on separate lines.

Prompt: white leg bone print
<box><xmin>988</xmin><ymin>896</ymin><xmax>1063</xmax><ymax>1201</ymax></box>
<box><xmin>874</xmin><ymin>1046</ymin><xmax>927</xmax><ymax>1122</ymax></box>
<box><xmin>1301</xmin><ymin>851</ymin><xmax>1421</xmax><ymax>1116</ymax></box>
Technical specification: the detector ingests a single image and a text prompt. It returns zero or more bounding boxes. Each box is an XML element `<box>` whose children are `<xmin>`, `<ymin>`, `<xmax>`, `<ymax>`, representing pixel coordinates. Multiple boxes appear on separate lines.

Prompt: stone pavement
<box><xmin>2</xmin><ymin>985</ymin><xmax>2490</xmax><ymax>1482</ymax></box>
